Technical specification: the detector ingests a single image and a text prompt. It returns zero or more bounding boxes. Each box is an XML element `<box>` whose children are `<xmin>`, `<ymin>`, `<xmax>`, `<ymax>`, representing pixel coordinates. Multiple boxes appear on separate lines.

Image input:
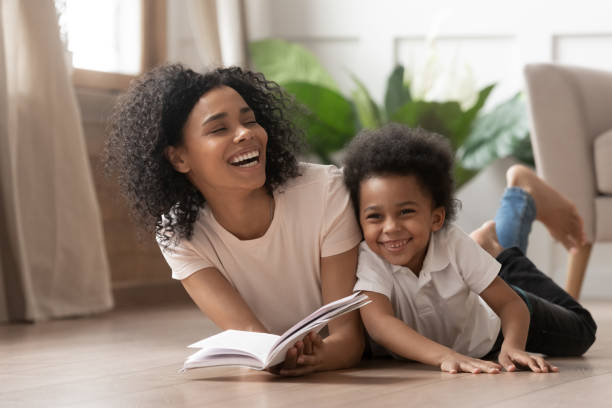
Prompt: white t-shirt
<box><xmin>354</xmin><ymin>224</ymin><xmax>502</xmax><ymax>358</ymax></box>
<box><xmin>159</xmin><ymin>163</ymin><xmax>362</xmax><ymax>335</ymax></box>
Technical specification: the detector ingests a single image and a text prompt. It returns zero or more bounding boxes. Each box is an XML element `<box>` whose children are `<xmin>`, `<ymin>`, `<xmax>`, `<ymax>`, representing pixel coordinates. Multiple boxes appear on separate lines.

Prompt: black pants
<box><xmin>487</xmin><ymin>247</ymin><xmax>597</xmax><ymax>357</ymax></box>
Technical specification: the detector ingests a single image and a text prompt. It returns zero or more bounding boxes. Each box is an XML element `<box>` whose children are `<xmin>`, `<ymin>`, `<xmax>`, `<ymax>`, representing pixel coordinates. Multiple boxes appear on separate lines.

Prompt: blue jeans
<box><xmin>494</xmin><ymin>187</ymin><xmax>536</xmax><ymax>254</ymax></box>
<box><xmin>487</xmin><ymin>188</ymin><xmax>597</xmax><ymax>357</ymax></box>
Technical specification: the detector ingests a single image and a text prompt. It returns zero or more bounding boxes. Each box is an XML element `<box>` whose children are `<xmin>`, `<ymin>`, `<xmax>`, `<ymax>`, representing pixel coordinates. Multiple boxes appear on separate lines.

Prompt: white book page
<box><xmin>265</xmin><ymin>295</ymin><xmax>371</xmax><ymax>367</ymax></box>
<box><xmin>265</xmin><ymin>323</ymin><xmax>326</xmax><ymax>367</ymax></box>
<box><xmin>182</xmin><ymin>349</ymin><xmax>264</xmax><ymax>370</ymax></box>
<box><xmin>273</xmin><ymin>292</ymin><xmax>363</xmax><ymax>348</ymax></box>
<box><xmin>181</xmin><ymin>293</ymin><xmax>370</xmax><ymax>371</ymax></box>
<box><xmin>188</xmin><ymin>330</ymin><xmax>279</xmax><ymax>364</ymax></box>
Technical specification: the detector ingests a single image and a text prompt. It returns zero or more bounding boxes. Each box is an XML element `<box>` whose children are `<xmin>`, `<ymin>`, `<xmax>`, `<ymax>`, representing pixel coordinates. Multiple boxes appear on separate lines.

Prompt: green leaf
<box><xmin>390</xmin><ymin>100</ymin><xmax>464</xmax><ymax>149</ymax></box>
<box><xmin>297</xmin><ymin>120</ymin><xmax>347</xmax><ymax>164</ymax></box>
<box><xmin>249</xmin><ymin>39</ymin><xmax>338</xmax><ymax>90</ymax></box>
<box><xmin>282</xmin><ymin>82</ymin><xmax>356</xmax><ymax>156</ymax></box>
<box><xmin>457</xmin><ymin>93</ymin><xmax>533</xmax><ymax>170</ymax></box>
<box><xmin>351</xmin><ymin>74</ymin><xmax>382</xmax><ymax>129</ymax></box>
<box><xmin>282</xmin><ymin>82</ymin><xmax>355</xmax><ymax>136</ymax></box>
<box><xmin>384</xmin><ymin>65</ymin><xmax>411</xmax><ymax>118</ymax></box>
<box><xmin>452</xmin><ymin>83</ymin><xmax>495</xmax><ymax>148</ymax></box>
<box><xmin>509</xmin><ymin>136</ymin><xmax>535</xmax><ymax>166</ymax></box>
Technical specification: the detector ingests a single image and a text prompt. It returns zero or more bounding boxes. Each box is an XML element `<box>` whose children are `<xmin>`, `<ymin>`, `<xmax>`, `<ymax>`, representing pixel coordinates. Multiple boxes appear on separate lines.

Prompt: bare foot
<box><xmin>470</xmin><ymin>221</ymin><xmax>504</xmax><ymax>258</ymax></box>
<box><xmin>506</xmin><ymin>164</ymin><xmax>587</xmax><ymax>252</ymax></box>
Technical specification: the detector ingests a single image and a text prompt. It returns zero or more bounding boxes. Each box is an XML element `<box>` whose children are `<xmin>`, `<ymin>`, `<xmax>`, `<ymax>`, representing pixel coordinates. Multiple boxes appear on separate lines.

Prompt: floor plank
<box><xmin>1</xmin><ymin>301</ymin><xmax>610</xmax><ymax>407</ymax></box>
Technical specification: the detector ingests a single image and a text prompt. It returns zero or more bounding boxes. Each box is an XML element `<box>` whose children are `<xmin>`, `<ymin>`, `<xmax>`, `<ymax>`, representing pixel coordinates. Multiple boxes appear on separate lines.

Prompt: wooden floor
<box><xmin>2</xmin><ymin>300</ymin><xmax>612</xmax><ymax>408</ymax></box>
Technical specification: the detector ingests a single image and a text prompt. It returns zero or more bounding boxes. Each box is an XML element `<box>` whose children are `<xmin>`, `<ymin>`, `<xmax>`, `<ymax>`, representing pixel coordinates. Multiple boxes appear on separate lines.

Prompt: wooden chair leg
<box><xmin>565</xmin><ymin>243</ymin><xmax>593</xmax><ymax>300</ymax></box>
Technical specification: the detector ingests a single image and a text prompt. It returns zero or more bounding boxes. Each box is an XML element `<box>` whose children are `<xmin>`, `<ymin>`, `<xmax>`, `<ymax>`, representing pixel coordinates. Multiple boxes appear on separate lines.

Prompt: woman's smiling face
<box><xmin>167</xmin><ymin>85</ymin><xmax>268</xmax><ymax>197</ymax></box>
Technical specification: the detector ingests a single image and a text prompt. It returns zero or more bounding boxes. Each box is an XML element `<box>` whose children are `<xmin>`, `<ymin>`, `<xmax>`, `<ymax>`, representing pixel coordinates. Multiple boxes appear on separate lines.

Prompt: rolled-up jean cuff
<box><xmin>494</xmin><ymin>187</ymin><xmax>536</xmax><ymax>254</ymax></box>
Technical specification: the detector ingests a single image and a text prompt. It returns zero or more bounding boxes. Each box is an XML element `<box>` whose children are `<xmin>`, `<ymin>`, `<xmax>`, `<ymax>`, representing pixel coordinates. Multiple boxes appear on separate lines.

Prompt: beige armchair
<box><xmin>524</xmin><ymin>63</ymin><xmax>612</xmax><ymax>299</ymax></box>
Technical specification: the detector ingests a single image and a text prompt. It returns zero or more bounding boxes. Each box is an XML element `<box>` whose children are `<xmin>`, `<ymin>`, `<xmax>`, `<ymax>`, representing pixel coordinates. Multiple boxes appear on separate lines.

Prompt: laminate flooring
<box><xmin>2</xmin><ymin>300</ymin><xmax>611</xmax><ymax>407</ymax></box>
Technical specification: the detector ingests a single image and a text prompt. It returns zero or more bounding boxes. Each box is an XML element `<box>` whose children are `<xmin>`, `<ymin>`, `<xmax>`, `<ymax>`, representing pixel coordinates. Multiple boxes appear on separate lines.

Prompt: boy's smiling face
<box><xmin>359</xmin><ymin>174</ymin><xmax>446</xmax><ymax>274</ymax></box>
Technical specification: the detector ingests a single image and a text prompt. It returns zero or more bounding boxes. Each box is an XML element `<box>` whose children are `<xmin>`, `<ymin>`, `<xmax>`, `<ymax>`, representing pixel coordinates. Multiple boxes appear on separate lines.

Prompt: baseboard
<box><xmin>112</xmin><ymin>281</ymin><xmax>191</xmax><ymax>308</ymax></box>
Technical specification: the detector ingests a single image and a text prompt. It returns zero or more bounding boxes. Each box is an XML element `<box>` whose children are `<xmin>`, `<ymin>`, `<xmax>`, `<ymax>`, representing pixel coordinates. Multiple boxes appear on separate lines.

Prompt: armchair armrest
<box><xmin>524</xmin><ymin>63</ymin><xmax>600</xmax><ymax>242</ymax></box>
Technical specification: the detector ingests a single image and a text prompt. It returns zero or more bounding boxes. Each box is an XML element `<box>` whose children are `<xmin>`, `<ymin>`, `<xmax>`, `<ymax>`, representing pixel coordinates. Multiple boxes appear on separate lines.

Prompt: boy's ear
<box><xmin>431</xmin><ymin>206</ymin><xmax>446</xmax><ymax>232</ymax></box>
<box><xmin>165</xmin><ymin>146</ymin><xmax>190</xmax><ymax>173</ymax></box>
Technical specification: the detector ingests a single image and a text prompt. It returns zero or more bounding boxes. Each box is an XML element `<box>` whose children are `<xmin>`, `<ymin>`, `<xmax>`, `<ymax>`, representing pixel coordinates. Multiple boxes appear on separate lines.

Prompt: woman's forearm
<box><xmin>182</xmin><ymin>268</ymin><xmax>268</xmax><ymax>333</ymax></box>
<box><xmin>318</xmin><ymin>312</ymin><xmax>365</xmax><ymax>371</ymax></box>
<box><xmin>318</xmin><ymin>246</ymin><xmax>363</xmax><ymax>371</ymax></box>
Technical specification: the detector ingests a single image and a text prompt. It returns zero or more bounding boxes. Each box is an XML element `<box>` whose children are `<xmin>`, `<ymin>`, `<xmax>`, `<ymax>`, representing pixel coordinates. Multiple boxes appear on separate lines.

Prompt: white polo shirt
<box><xmin>354</xmin><ymin>224</ymin><xmax>502</xmax><ymax>358</ymax></box>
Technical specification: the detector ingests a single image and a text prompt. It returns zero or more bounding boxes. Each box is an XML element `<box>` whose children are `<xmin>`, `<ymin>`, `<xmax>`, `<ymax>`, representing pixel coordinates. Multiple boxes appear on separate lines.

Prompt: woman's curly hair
<box><xmin>104</xmin><ymin>64</ymin><xmax>304</xmax><ymax>246</ymax></box>
<box><xmin>342</xmin><ymin>123</ymin><xmax>460</xmax><ymax>227</ymax></box>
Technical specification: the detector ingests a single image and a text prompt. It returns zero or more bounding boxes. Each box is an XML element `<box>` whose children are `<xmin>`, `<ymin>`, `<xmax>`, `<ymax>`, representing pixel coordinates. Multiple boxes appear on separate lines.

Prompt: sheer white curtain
<box><xmin>0</xmin><ymin>0</ymin><xmax>112</xmax><ymax>322</ymax></box>
<box><xmin>186</xmin><ymin>0</ymin><xmax>247</xmax><ymax>68</ymax></box>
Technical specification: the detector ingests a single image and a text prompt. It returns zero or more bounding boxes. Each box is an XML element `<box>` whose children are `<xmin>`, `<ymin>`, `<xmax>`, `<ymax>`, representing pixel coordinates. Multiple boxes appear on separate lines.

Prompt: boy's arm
<box><xmin>361</xmin><ymin>291</ymin><xmax>501</xmax><ymax>374</ymax></box>
<box><xmin>480</xmin><ymin>277</ymin><xmax>558</xmax><ymax>373</ymax></box>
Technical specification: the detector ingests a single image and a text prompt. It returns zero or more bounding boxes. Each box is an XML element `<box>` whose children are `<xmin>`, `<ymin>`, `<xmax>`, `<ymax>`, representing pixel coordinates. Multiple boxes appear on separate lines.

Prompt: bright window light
<box><xmin>56</xmin><ymin>0</ymin><xmax>142</xmax><ymax>75</ymax></box>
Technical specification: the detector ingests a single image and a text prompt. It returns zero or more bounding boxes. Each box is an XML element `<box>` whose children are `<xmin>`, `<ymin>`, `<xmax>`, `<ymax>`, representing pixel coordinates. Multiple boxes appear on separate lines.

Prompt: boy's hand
<box><xmin>440</xmin><ymin>351</ymin><xmax>502</xmax><ymax>374</ymax></box>
<box><xmin>498</xmin><ymin>346</ymin><xmax>559</xmax><ymax>373</ymax></box>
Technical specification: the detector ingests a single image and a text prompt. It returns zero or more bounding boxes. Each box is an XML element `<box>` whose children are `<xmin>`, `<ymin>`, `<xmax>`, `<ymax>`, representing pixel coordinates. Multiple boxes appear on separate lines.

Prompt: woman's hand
<box><xmin>440</xmin><ymin>351</ymin><xmax>502</xmax><ymax>374</ymax></box>
<box><xmin>277</xmin><ymin>332</ymin><xmax>326</xmax><ymax>377</ymax></box>
<box><xmin>498</xmin><ymin>346</ymin><xmax>559</xmax><ymax>373</ymax></box>
<box><xmin>266</xmin><ymin>342</ymin><xmax>303</xmax><ymax>375</ymax></box>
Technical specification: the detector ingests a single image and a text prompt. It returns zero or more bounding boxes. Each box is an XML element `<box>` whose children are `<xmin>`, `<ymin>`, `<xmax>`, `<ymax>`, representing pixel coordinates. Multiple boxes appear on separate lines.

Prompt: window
<box><xmin>55</xmin><ymin>0</ymin><xmax>166</xmax><ymax>90</ymax></box>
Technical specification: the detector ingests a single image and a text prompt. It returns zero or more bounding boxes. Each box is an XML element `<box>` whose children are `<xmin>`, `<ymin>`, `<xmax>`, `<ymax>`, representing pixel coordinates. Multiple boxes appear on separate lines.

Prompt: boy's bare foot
<box><xmin>506</xmin><ymin>164</ymin><xmax>587</xmax><ymax>252</ymax></box>
<box><xmin>470</xmin><ymin>221</ymin><xmax>504</xmax><ymax>258</ymax></box>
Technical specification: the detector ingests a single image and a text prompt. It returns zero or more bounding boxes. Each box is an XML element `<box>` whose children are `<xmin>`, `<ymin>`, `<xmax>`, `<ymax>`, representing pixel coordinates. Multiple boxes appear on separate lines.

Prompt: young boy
<box><xmin>343</xmin><ymin>124</ymin><xmax>597</xmax><ymax>374</ymax></box>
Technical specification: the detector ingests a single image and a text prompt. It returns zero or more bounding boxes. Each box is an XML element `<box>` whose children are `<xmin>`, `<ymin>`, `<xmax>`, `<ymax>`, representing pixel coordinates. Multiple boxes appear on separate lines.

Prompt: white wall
<box><xmin>245</xmin><ymin>0</ymin><xmax>612</xmax><ymax>105</ymax></box>
<box><xmin>168</xmin><ymin>0</ymin><xmax>612</xmax><ymax>299</ymax></box>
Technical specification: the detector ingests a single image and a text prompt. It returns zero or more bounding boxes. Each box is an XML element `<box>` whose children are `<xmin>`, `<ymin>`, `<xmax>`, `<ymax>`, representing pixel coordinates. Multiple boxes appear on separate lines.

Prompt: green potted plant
<box><xmin>249</xmin><ymin>38</ymin><xmax>533</xmax><ymax>187</ymax></box>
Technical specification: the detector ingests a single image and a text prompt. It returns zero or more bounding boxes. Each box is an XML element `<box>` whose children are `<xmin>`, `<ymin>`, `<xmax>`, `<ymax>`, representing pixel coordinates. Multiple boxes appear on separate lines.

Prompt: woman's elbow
<box><xmin>338</xmin><ymin>325</ymin><xmax>366</xmax><ymax>369</ymax></box>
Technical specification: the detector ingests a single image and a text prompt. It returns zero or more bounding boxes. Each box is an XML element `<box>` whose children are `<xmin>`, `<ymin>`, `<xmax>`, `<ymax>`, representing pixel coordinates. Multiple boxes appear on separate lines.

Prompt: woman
<box><xmin>105</xmin><ymin>64</ymin><xmax>365</xmax><ymax>376</ymax></box>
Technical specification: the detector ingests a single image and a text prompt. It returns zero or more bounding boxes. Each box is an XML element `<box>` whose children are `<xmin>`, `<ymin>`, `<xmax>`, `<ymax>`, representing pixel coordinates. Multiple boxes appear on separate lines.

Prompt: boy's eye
<box><xmin>400</xmin><ymin>208</ymin><xmax>415</xmax><ymax>215</ymax></box>
<box><xmin>210</xmin><ymin>127</ymin><xmax>226</xmax><ymax>134</ymax></box>
<box><xmin>365</xmin><ymin>213</ymin><xmax>381</xmax><ymax>220</ymax></box>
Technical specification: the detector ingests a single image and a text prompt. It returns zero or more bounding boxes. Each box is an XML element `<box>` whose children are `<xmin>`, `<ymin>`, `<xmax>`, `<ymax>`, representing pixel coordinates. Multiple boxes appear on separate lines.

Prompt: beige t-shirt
<box><xmin>159</xmin><ymin>163</ymin><xmax>362</xmax><ymax>334</ymax></box>
<box><xmin>354</xmin><ymin>224</ymin><xmax>502</xmax><ymax>358</ymax></box>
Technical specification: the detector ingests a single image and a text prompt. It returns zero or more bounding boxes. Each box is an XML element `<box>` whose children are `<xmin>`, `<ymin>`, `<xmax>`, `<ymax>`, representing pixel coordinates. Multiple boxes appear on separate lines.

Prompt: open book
<box><xmin>181</xmin><ymin>292</ymin><xmax>370</xmax><ymax>371</ymax></box>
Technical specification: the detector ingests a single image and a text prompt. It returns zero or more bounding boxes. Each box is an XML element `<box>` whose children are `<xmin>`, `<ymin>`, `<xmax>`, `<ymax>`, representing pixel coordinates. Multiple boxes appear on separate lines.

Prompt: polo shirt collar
<box><xmin>391</xmin><ymin>230</ymin><xmax>450</xmax><ymax>279</ymax></box>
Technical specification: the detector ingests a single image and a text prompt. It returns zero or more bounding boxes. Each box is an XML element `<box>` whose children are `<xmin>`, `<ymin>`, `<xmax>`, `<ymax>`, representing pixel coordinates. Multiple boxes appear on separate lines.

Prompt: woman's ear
<box><xmin>165</xmin><ymin>146</ymin><xmax>190</xmax><ymax>173</ymax></box>
<box><xmin>431</xmin><ymin>206</ymin><xmax>446</xmax><ymax>232</ymax></box>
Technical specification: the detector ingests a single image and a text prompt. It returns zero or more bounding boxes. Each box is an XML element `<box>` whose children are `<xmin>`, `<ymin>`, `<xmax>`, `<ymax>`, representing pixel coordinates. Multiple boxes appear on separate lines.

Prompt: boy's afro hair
<box><xmin>342</xmin><ymin>123</ymin><xmax>460</xmax><ymax>225</ymax></box>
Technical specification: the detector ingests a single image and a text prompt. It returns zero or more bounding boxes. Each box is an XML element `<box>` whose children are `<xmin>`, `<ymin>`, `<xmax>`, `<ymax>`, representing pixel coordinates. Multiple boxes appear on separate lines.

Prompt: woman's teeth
<box><xmin>229</xmin><ymin>151</ymin><xmax>259</xmax><ymax>167</ymax></box>
<box><xmin>237</xmin><ymin>160</ymin><xmax>258</xmax><ymax>168</ymax></box>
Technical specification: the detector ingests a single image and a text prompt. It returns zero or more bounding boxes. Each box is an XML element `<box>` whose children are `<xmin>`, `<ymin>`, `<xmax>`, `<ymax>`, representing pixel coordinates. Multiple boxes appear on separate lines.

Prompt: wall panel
<box><xmin>553</xmin><ymin>34</ymin><xmax>612</xmax><ymax>70</ymax></box>
<box><xmin>396</xmin><ymin>35</ymin><xmax>519</xmax><ymax>105</ymax></box>
<box><xmin>295</xmin><ymin>38</ymin><xmax>362</xmax><ymax>94</ymax></box>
